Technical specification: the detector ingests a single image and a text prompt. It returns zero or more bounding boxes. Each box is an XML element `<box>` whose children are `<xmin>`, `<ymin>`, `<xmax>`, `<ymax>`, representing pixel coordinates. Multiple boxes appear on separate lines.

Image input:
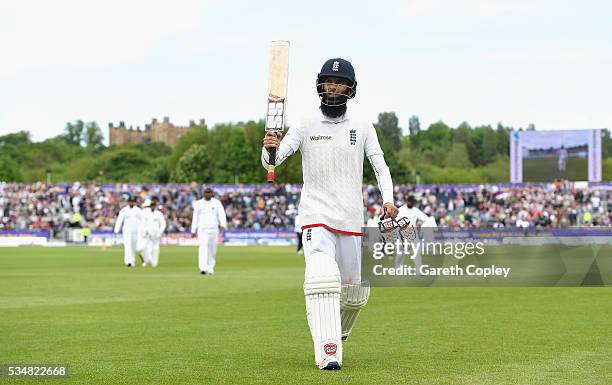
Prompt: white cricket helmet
<box><xmin>142</xmin><ymin>199</ymin><xmax>151</xmax><ymax>208</ymax></box>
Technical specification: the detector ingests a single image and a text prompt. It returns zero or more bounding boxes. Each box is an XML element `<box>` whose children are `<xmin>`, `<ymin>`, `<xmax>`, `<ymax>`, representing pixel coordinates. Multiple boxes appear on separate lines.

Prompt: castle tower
<box><xmin>108</xmin><ymin>117</ymin><xmax>204</xmax><ymax>148</ymax></box>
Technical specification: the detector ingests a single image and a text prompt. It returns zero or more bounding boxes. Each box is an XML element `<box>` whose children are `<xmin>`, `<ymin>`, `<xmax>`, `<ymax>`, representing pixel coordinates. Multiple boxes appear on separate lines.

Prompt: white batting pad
<box><xmin>340</xmin><ymin>283</ymin><xmax>370</xmax><ymax>340</ymax></box>
<box><xmin>304</xmin><ymin>251</ymin><xmax>342</xmax><ymax>365</ymax></box>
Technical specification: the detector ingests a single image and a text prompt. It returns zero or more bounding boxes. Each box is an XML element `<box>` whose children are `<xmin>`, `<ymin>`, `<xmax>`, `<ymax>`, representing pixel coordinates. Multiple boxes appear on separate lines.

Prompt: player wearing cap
<box><xmin>114</xmin><ymin>196</ymin><xmax>142</xmax><ymax>267</ymax></box>
<box><xmin>140</xmin><ymin>199</ymin><xmax>166</xmax><ymax>267</ymax></box>
<box><xmin>191</xmin><ymin>187</ymin><xmax>227</xmax><ymax>275</ymax></box>
<box><xmin>262</xmin><ymin>58</ymin><xmax>398</xmax><ymax>370</ymax></box>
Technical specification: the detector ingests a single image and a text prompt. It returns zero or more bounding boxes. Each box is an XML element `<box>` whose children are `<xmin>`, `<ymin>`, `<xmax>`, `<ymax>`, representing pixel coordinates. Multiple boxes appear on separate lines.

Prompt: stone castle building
<box><xmin>108</xmin><ymin>117</ymin><xmax>205</xmax><ymax>148</ymax></box>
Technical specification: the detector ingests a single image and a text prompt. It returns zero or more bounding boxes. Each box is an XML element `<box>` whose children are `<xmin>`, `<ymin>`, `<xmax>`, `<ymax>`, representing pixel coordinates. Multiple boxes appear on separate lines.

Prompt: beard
<box><xmin>320</xmin><ymin>103</ymin><xmax>347</xmax><ymax>118</ymax></box>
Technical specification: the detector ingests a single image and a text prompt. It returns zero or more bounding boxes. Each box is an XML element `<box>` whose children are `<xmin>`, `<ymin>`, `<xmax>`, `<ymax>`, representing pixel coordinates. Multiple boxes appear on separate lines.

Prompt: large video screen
<box><xmin>510</xmin><ymin>129</ymin><xmax>602</xmax><ymax>182</ymax></box>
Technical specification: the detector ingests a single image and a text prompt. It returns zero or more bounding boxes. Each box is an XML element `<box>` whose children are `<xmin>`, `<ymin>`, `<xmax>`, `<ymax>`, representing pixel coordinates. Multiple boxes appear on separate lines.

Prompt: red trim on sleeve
<box><xmin>301</xmin><ymin>223</ymin><xmax>363</xmax><ymax>236</ymax></box>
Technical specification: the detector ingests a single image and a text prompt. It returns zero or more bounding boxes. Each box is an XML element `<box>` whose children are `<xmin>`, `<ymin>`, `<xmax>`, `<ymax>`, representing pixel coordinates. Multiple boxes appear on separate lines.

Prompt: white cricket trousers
<box><xmin>302</xmin><ymin>226</ymin><xmax>362</xmax><ymax>284</ymax></box>
<box><xmin>302</xmin><ymin>226</ymin><xmax>363</xmax><ymax>367</ymax></box>
<box><xmin>198</xmin><ymin>228</ymin><xmax>219</xmax><ymax>273</ymax></box>
<box><xmin>122</xmin><ymin>230</ymin><xmax>139</xmax><ymax>265</ymax></box>
<box><xmin>142</xmin><ymin>236</ymin><xmax>161</xmax><ymax>267</ymax></box>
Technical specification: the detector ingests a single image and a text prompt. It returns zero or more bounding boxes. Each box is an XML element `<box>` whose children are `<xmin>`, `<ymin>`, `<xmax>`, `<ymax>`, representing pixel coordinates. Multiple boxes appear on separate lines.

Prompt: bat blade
<box><xmin>266</xmin><ymin>40</ymin><xmax>289</xmax><ymax>183</ymax></box>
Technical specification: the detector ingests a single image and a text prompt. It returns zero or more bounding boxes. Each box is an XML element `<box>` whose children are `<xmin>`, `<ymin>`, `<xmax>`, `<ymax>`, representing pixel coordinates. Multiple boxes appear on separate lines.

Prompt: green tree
<box><xmin>6</xmin><ymin>112</ymin><xmax>586</xmax><ymax>185</ymax></box>
<box><xmin>64</xmin><ymin>120</ymin><xmax>85</xmax><ymax>146</ymax></box>
<box><xmin>84</xmin><ymin>122</ymin><xmax>104</xmax><ymax>148</ymax></box>
<box><xmin>0</xmin><ymin>131</ymin><xmax>30</xmax><ymax>146</ymax></box>
<box><xmin>482</xmin><ymin>127</ymin><xmax>498</xmax><ymax>164</ymax></box>
<box><xmin>423</xmin><ymin>146</ymin><xmax>449</xmax><ymax>167</ymax></box>
<box><xmin>375</xmin><ymin>112</ymin><xmax>402</xmax><ymax>151</ymax></box>
<box><xmin>417</xmin><ymin>121</ymin><xmax>451</xmax><ymax>152</ymax></box>
<box><xmin>0</xmin><ymin>131</ymin><xmax>31</xmax><ymax>164</ymax></box>
<box><xmin>453</xmin><ymin>122</ymin><xmax>479</xmax><ymax>166</ymax></box>
<box><xmin>67</xmin><ymin>156</ymin><xmax>97</xmax><ymax>181</ymax></box>
<box><xmin>0</xmin><ymin>143</ymin><xmax>26</xmax><ymax>164</ymax></box>
<box><xmin>408</xmin><ymin>115</ymin><xmax>420</xmax><ymax>137</ymax></box>
<box><xmin>244</xmin><ymin>120</ymin><xmax>303</xmax><ymax>183</ymax></box>
<box><xmin>0</xmin><ymin>155</ymin><xmax>22</xmax><ymax>181</ymax></box>
<box><xmin>168</xmin><ymin>124</ymin><xmax>208</xmax><ymax>172</ymax></box>
<box><xmin>135</xmin><ymin>142</ymin><xmax>172</xmax><ymax>158</ymax></box>
<box><xmin>602</xmin><ymin>129</ymin><xmax>612</xmax><ymax>158</ymax></box>
<box><xmin>397</xmin><ymin>136</ymin><xmax>416</xmax><ymax>174</ymax></box>
<box><xmin>206</xmin><ymin>123</ymin><xmax>261</xmax><ymax>183</ymax></box>
<box><xmin>94</xmin><ymin>148</ymin><xmax>152</xmax><ymax>182</ymax></box>
<box><xmin>25</xmin><ymin>146</ymin><xmax>57</xmax><ymax>169</ymax></box>
<box><xmin>444</xmin><ymin>143</ymin><xmax>472</xmax><ymax>169</ymax></box>
<box><xmin>37</xmin><ymin>136</ymin><xmax>84</xmax><ymax>163</ymax></box>
<box><xmin>147</xmin><ymin>158</ymin><xmax>171</xmax><ymax>183</ymax></box>
<box><xmin>479</xmin><ymin>156</ymin><xmax>510</xmax><ymax>182</ymax></box>
<box><xmin>174</xmin><ymin>144</ymin><xmax>213</xmax><ymax>183</ymax></box>
<box><xmin>496</xmin><ymin>123</ymin><xmax>510</xmax><ymax>157</ymax></box>
<box><xmin>469</xmin><ymin>125</ymin><xmax>497</xmax><ymax>166</ymax></box>
<box><xmin>453</xmin><ymin>122</ymin><xmax>471</xmax><ymax>144</ymax></box>
<box><xmin>603</xmin><ymin>157</ymin><xmax>612</xmax><ymax>181</ymax></box>
<box><xmin>364</xmin><ymin>126</ymin><xmax>409</xmax><ymax>185</ymax></box>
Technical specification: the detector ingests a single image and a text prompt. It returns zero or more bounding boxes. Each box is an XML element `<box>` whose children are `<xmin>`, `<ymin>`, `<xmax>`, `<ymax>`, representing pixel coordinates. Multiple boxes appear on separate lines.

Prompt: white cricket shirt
<box><xmin>141</xmin><ymin>209</ymin><xmax>166</xmax><ymax>237</ymax></box>
<box><xmin>114</xmin><ymin>206</ymin><xmax>142</xmax><ymax>234</ymax></box>
<box><xmin>262</xmin><ymin>111</ymin><xmax>394</xmax><ymax>235</ymax></box>
<box><xmin>191</xmin><ymin>198</ymin><xmax>227</xmax><ymax>233</ymax></box>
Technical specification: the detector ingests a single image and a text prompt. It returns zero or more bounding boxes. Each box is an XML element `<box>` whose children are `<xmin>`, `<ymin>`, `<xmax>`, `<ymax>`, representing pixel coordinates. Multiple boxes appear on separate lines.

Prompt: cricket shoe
<box><xmin>318</xmin><ymin>356</ymin><xmax>341</xmax><ymax>371</ymax></box>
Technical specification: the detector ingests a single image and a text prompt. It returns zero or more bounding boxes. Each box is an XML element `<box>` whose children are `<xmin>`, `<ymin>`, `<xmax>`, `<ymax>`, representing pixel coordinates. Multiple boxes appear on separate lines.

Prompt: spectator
<box><xmin>0</xmin><ymin>181</ymin><xmax>610</xmax><ymax>235</ymax></box>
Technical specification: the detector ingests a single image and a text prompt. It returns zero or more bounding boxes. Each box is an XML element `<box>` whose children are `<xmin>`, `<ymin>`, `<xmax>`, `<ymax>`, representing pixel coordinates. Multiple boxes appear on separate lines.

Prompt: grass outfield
<box><xmin>1</xmin><ymin>246</ymin><xmax>610</xmax><ymax>385</ymax></box>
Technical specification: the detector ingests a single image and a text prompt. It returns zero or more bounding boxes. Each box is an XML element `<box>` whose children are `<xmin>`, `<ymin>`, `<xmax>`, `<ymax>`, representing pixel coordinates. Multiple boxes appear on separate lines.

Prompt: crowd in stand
<box><xmin>380</xmin><ymin>180</ymin><xmax>611</xmax><ymax>228</ymax></box>
<box><xmin>1</xmin><ymin>181</ymin><xmax>610</xmax><ymax>236</ymax></box>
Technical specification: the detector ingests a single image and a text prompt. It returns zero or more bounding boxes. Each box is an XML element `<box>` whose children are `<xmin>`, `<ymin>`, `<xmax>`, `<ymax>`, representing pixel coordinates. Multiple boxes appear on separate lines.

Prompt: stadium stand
<box><xmin>0</xmin><ymin>182</ymin><xmax>610</xmax><ymax>239</ymax></box>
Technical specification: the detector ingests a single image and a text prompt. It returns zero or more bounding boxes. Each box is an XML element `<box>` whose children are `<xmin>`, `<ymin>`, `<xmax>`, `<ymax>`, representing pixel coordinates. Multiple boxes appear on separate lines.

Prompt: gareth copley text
<box><xmin>373</xmin><ymin>264</ymin><xmax>512</xmax><ymax>278</ymax></box>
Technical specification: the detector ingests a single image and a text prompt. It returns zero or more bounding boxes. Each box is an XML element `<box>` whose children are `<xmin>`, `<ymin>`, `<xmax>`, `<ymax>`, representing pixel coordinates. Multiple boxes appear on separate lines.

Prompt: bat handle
<box><xmin>267</xmin><ymin>147</ymin><xmax>276</xmax><ymax>183</ymax></box>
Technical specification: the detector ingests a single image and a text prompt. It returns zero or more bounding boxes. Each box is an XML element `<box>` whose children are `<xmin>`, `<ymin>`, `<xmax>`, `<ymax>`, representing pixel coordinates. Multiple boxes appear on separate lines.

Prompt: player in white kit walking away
<box><xmin>191</xmin><ymin>187</ymin><xmax>227</xmax><ymax>275</ymax></box>
<box><xmin>262</xmin><ymin>58</ymin><xmax>398</xmax><ymax>370</ymax></box>
<box><xmin>140</xmin><ymin>200</ymin><xmax>166</xmax><ymax>267</ymax></box>
<box><xmin>114</xmin><ymin>196</ymin><xmax>142</xmax><ymax>267</ymax></box>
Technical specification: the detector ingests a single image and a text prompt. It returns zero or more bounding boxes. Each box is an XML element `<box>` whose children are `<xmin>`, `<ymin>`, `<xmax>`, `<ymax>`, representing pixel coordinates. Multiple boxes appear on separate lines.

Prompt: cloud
<box><xmin>0</xmin><ymin>0</ymin><xmax>209</xmax><ymax>76</ymax></box>
<box><xmin>0</xmin><ymin>1</ymin><xmax>609</xmax><ymax>140</ymax></box>
<box><xmin>400</xmin><ymin>0</ymin><xmax>544</xmax><ymax>20</ymax></box>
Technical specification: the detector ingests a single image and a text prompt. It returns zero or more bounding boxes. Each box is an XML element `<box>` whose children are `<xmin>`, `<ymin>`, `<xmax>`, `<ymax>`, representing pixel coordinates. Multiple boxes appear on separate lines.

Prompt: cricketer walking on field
<box><xmin>140</xmin><ymin>200</ymin><xmax>166</xmax><ymax>267</ymax></box>
<box><xmin>113</xmin><ymin>196</ymin><xmax>142</xmax><ymax>267</ymax></box>
<box><xmin>262</xmin><ymin>58</ymin><xmax>398</xmax><ymax>370</ymax></box>
<box><xmin>191</xmin><ymin>187</ymin><xmax>227</xmax><ymax>275</ymax></box>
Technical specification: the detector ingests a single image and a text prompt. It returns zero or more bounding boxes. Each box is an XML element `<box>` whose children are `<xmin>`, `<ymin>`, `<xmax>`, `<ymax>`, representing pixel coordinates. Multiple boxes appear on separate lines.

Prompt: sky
<box><xmin>1</xmin><ymin>0</ymin><xmax>610</xmax><ymax>143</ymax></box>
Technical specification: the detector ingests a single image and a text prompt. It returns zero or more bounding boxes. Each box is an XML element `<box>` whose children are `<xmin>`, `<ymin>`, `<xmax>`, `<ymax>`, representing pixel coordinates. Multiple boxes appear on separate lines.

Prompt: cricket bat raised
<box><xmin>265</xmin><ymin>40</ymin><xmax>290</xmax><ymax>183</ymax></box>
